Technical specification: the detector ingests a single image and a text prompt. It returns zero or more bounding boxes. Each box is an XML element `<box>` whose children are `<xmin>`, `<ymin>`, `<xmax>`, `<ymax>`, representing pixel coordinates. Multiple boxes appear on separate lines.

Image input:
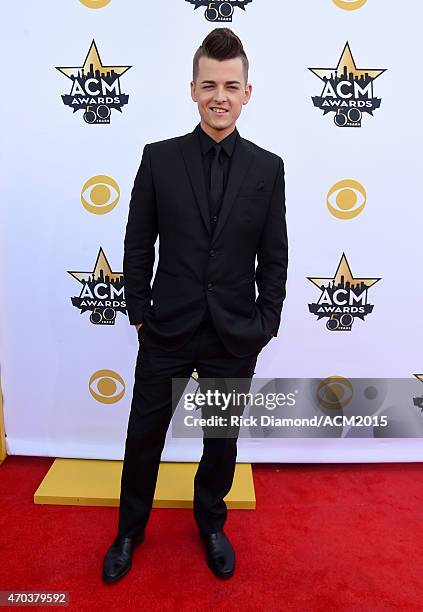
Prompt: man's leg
<box><xmin>193</xmin><ymin>323</ymin><xmax>258</xmax><ymax>535</ymax></box>
<box><xmin>117</xmin><ymin>327</ymin><xmax>194</xmax><ymax>538</ymax></box>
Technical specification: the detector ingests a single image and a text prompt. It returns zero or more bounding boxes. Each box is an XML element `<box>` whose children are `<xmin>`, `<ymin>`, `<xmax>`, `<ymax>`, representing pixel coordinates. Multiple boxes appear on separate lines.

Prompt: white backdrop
<box><xmin>1</xmin><ymin>0</ymin><xmax>422</xmax><ymax>462</ymax></box>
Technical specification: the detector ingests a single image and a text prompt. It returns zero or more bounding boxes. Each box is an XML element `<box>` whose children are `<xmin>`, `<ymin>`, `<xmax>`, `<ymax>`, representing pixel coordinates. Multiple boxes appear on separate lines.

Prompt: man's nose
<box><xmin>213</xmin><ymin>88</ymin><xmax>228</xmax><ymax>103</ymax></box>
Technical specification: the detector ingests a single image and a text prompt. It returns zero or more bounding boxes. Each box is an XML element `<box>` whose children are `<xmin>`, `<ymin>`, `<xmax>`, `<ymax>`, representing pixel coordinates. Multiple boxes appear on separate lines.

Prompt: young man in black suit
<box><xmin>103</xmin><ymin>28</ymin><xmax>288</xmax><ymax>583</ymax></box>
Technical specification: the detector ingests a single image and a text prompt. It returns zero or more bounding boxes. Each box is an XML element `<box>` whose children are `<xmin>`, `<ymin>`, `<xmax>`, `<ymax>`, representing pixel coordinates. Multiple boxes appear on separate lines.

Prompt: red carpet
<box><xmin>1</xmin><ymin>456</ymin><xmax>423</xmax><ymax>611</ymax></box>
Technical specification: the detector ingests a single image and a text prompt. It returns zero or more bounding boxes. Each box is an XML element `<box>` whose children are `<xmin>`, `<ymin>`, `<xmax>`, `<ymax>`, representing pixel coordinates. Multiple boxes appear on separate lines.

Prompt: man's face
<box><xmin>190</xmin><ymin>56</ymin><xmax>252</xmax><ymax>140</ymax></box>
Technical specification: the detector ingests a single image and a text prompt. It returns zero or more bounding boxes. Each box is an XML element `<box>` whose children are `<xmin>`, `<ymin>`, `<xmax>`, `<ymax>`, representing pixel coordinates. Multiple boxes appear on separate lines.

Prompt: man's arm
<box><xmin>255</xmin><ymin>156</ymin><xmax>288</xmax><ymax>337</ymax></box>
<box><xmin>123</xmin><ymin>144</ymin><xmax>158</xmax><ymax>326</ymax></box>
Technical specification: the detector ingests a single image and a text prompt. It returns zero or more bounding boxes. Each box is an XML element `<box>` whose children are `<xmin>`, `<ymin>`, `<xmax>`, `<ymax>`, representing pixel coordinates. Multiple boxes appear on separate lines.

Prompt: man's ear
<box><xmin>243</xmin><ymin>83</ymin><xmax>252</xmax><ymax>105</ymax></box>
<box><xmin>190</xmin><ymin>80</ymin><xmax>197</xmax><ymax>102</ymax></box>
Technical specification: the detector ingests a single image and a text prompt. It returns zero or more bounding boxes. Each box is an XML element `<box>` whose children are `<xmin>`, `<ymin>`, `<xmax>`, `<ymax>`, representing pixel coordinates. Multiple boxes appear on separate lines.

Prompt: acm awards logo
<box><xmin>68</xmin><ymin>247</ymin><xmax>126</xmax><ymax>325</ymax></box>
<box><xmin>185</xmin><ymin>0</ymin><xmax>252</xmax><ymax>22</ymax></box>
<box><xmin>56</xmin><ymin>40</ymin><xmax>131</xmax><ymax>124</ymax></box>
<box><xmin>309</xmin><ymin>42</ymin><xmax>386</xmax><ymax>127</ymax></box>
<box><xmin>308</xmin><ymin>254</ymin><xmax>381</xmax><ymax>331</ymax></box>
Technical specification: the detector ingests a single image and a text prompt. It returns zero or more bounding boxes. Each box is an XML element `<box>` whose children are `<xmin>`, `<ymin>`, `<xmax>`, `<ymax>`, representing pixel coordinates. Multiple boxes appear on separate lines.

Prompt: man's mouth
<box><xmin>210</xmin><ymin>107</ymin><xmax>228</xmax><ymax>115</ymax></box>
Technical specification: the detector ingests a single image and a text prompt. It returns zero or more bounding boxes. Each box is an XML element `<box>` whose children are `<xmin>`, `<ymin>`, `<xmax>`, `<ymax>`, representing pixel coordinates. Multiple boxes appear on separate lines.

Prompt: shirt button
<box><xmin>207</xmin><ymin>282</ymin><xmax>214</xmax><ymax>291</ymax></box>
<box><xmin>209</xmin><ymin>249</ymin><xmax>216</xmax><ymax>257</ymax></box>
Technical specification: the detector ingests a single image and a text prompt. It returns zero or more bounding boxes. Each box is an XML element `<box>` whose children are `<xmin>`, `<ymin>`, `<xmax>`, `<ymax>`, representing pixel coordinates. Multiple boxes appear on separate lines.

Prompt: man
<box><xmin>102</xmin><ymin>27</ymin><xmax>288</xmax><ymax>582</ymax></box>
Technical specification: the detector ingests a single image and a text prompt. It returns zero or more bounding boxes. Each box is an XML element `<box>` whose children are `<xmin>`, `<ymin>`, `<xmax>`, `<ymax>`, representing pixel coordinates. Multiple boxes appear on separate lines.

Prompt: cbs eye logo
<box><xmin>89</xmin><ymin>369</ymin><xmax>125</xmax><ymax>404</ymax></box>
<box><xmin>81</xmin><ymin>175</ymin><xmax>120</xmax><ymax>214</ymax></box>
<box><xmin>327</xmin><ymin>179</ymin><xmax>366</xmax><ymax>219</ymax></box>
<box><xmin>332</xmin><ymin>0</ymin><xmax>367</xmax><ymax>9</ymax></box>
<box><xmin>316</xmin><ymin>376</ymin><xmax>353</xmax><ymax>410</ymax></box>
<box><xmin>79</xmin><ymin>0</ymin><xmax>111</xmax><ymax>7</ymax></box>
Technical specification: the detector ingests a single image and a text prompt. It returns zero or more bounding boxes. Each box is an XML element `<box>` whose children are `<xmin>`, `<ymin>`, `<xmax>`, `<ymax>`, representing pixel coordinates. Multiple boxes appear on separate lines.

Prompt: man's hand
<box><xmin>135</xmin><ymin>323</ymin><xmax>143</xmax><ymax>332</ymax></box>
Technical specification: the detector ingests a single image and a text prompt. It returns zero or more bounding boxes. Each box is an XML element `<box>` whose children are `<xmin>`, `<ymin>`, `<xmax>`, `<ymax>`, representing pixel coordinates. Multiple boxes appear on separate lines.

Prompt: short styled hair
<box><xmin>193</xmin><ymin>28</ymin><xmax>249</xmax><ymax>85</ymax></box>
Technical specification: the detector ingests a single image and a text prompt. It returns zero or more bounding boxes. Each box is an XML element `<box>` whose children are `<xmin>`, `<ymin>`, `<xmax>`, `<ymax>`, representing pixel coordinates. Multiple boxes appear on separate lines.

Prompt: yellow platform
<box><xmin>34</xmin><ymin>459</ymin><xmax>256</xmax><ymax>509</ymax></box>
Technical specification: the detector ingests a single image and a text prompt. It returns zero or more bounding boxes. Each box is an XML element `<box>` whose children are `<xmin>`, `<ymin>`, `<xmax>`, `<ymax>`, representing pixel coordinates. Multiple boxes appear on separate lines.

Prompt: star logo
<box><xmin>309</xmin><ymin>42</ymin><xmax>385</xmax><ymax>82</ymax></box>
<box><xmin>56</xmin><ymin>40</ymin><xmax>131</xmax><ymax>80</ymax></box>
<box><xmin>56</xmin><ymin>40</ymin><xmax>132</xmax><ymax>124</ymax></box>
<box><xmin>68</xmin><ymin>247</ymin><xmax>123</xmax><ymax>285</ymax></box>
<box><xmin>309</xmin><ymin>42</ymin><xmax>386</xmax><ymax>127</ymax></box>
<box><xmin>68</xmin><ymin>248</ymin><xmax>126</xmax><ymax>325</ymax></box>
<box><xmin>308</xmin><ymin>253</ymin><xmax>380</xmax><ymax>292</ymax></box>
<box><xmin>307</xmin><ymin>254</ymin><xmax>381</xmax><ymax>331</ymax></box>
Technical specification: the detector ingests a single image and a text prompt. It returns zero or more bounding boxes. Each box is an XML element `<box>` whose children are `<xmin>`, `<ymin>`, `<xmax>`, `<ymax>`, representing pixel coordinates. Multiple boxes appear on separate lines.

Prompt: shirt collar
<box><xmin>196</xmin><ymin>123</ymin><xmax>238</xmax><ymax>158</ymax></box>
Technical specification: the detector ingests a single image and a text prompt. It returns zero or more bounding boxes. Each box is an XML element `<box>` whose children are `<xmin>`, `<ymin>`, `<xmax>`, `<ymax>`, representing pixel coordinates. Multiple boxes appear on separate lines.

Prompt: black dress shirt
<box><xmin>195</xmin><ymin>123</ymin><xmax>238</xmax><ymax>327</ymax></box>
<box><xmin>196</xmin><ymin>123</ymin><xmax>238</xmax><ymax>224</ymax></box>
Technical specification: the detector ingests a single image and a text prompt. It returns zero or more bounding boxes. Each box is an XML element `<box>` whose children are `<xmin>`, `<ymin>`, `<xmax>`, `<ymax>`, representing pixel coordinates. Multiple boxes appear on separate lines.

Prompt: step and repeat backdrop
<box><xmin>1</xmin><ymin>0</ymin><xmax>422</xmax><ymax>461</ymax></box>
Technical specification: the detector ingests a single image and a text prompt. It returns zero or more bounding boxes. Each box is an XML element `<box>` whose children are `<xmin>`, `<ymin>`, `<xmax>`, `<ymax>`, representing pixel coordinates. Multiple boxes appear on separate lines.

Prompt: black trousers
<box><xmin>117</xmin><ymin>315</ymin><xmax>258</xmax><ymax>538</ymax></box>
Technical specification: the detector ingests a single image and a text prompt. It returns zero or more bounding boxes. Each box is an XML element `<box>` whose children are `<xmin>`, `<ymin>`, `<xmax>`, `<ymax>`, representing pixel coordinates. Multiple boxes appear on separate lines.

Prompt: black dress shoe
<box><xmin>200</xmin><ymin>531</ymin><xmax>235</xmax><ymax>578</ymax></box>
<box><xmin>102</xmin><ymin>532</ymin><xmax>145</xmax><ymax>583</ymax></box>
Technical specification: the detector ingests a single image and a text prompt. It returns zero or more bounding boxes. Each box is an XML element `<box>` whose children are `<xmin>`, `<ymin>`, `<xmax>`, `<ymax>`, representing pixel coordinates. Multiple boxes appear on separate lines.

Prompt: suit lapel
<box><xmin>179</xmin><ymin>130</ymin><xmax>211</xmax><ymax>235</ymax></box>
<box><xmin>211</xmin><ymin>136</ymin><xmax>255</xmax><ymax>245</ymax></box>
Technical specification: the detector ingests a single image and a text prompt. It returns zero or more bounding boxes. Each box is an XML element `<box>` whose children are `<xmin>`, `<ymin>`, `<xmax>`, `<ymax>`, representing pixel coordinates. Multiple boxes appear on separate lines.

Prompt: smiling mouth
<box><xmin>210</xmin><ymin>107</ymin><xmax>228</xmax><ymax>114</ymax></box>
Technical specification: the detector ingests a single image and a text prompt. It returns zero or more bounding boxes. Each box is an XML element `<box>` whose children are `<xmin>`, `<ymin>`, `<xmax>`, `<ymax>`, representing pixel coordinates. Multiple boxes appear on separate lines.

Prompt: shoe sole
<box><xmin>207</xmin><ymin>559</ymin><xmax>235</xmax><ymax>579</ymax></box>
<box><xmin>102</xmin><ymin>562</ymin><xmax>132</xmax><ymax>584</ymax></box>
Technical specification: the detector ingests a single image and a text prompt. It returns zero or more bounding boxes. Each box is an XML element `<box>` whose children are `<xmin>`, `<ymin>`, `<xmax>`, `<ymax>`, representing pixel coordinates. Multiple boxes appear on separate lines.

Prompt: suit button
<box><xmin>207</xmin><ymin>282</ymin><xmax>214</xmax><ymax>291</ymax></box>
<box><xmin>211</xmin><ymin>215</ymin><xmax>217</xmax><ymax>223</ymax></box>
<box><xmin>209</xmin><ymin>249</ymin><xmax>216</xmax><ymax>257</ymax></box>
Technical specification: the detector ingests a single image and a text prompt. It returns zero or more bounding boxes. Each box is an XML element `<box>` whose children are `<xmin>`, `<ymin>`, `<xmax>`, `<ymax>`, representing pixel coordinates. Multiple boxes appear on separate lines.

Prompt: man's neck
<box><xmin>200</xmin><ymin>120</ymin><xmax>237</xmax><ymax>143</ymax></box>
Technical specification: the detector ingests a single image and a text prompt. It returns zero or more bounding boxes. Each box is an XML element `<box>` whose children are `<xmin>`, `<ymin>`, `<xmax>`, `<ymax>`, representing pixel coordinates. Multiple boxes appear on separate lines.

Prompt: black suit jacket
<box><xmin>123</xmin><ymin>124</ymin><xmax>288</xmax><ymax>358</ymax></box>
